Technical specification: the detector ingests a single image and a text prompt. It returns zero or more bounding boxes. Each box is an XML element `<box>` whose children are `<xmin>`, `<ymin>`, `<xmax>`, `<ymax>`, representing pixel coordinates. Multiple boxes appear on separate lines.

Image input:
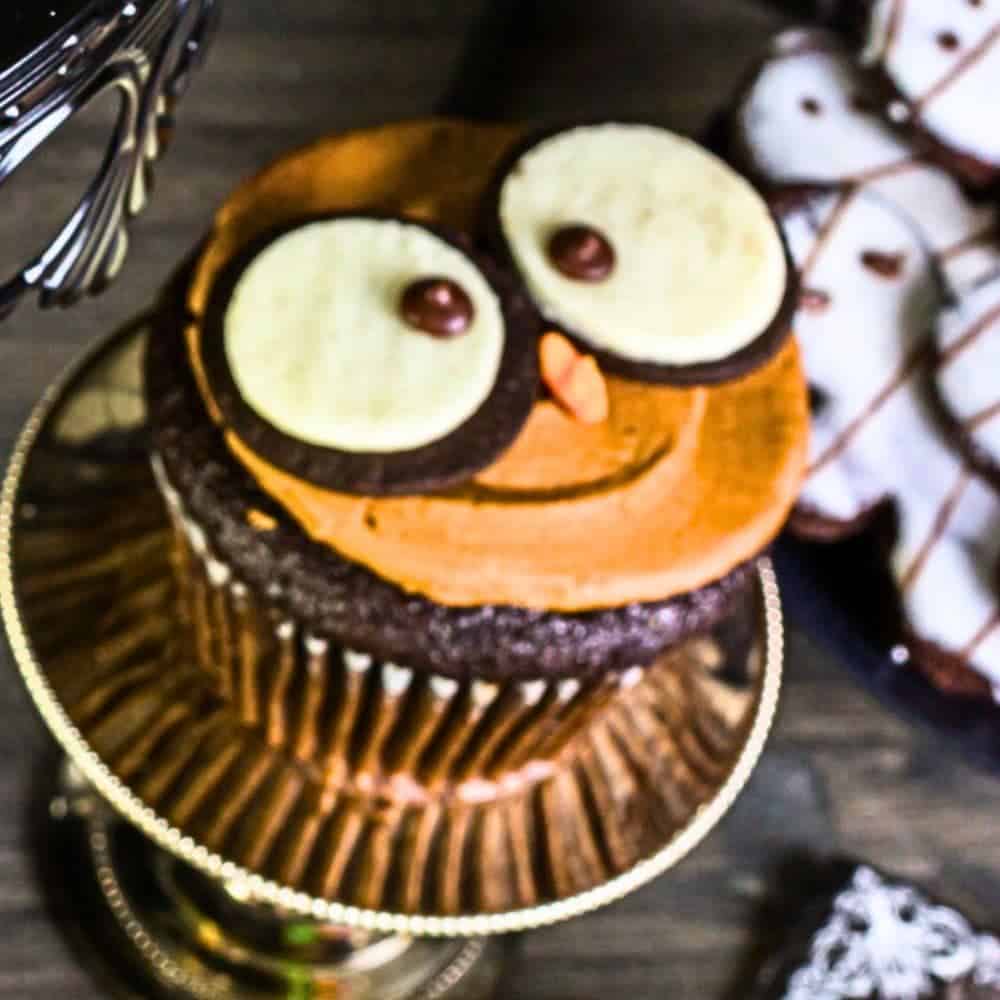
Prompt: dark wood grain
<box><xmin>3</xmin><ymin>2</ymin><xmax>1000</xmax><ymax>998</ymax></box>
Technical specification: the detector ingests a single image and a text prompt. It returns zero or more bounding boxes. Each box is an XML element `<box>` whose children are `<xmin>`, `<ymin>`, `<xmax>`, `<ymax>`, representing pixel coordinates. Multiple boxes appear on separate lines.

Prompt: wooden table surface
<box><xmin>2</xmin><ymin>2</ymin><xmax>999</xmax><ymax>997</ymax></box>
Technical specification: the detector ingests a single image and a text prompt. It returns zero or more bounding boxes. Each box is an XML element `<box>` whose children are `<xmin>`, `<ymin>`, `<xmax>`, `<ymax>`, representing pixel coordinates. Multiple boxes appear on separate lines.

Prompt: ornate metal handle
<box><xmin>0</xmin><ymin>0</ymin><xmax>220</xmax><ymax>320</ymax></box>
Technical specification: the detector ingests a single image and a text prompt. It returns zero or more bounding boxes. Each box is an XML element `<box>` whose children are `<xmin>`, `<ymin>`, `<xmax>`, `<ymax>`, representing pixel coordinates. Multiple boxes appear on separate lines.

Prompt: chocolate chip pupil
<box><xmin>400</xmin><ymin>277</ymin><xmax>475</xmax><ymax>337</ymax></box>
<box><xmin>548</xmin><ymin>224</ymin><xmax>616</xmax><ymax>282</ymax></box>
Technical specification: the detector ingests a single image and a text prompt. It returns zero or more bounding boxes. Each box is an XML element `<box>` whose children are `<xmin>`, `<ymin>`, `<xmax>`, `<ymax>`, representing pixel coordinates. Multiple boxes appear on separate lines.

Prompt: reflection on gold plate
<box><xmin>1</xmin><ymin>319</ymin><xmax>782</xmax><ymax>938</ymax></box>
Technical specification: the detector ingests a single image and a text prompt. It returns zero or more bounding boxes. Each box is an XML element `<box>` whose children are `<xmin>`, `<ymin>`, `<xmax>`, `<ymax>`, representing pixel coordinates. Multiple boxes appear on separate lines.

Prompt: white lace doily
<box><xmin>783</xmin><ymin>867</ymin><xmax>1000</xmax><ymax>1000</ymax></box>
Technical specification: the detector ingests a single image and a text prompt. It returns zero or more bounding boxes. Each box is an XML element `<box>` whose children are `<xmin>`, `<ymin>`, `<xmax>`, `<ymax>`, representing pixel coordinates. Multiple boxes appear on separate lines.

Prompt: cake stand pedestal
<box><xmin>47</xmin><ymin>759</ymin><xmax>507</xmax><ymax>998</ymax></box>
<box><xmin>2</xmin><ymin>318</ymin><xmax>784</xmax><ymax>999</ymax></box>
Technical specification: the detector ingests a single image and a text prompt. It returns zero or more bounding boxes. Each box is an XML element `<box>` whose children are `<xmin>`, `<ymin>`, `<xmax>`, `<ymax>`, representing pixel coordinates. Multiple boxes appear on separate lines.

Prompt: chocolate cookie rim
<box><xmin>482</xmin><ymin>120</ymin><xmax>799</xmax><ymax>387</ymax></box>
<box><xmin>197</xmin><ymin>212</ymin><xmax>542</xmax><ymax>497</ymax></box>
<box><xmin>904</xmin><ymin>626</ymin><xmax>995</xmax><ymax>700</ymax></box>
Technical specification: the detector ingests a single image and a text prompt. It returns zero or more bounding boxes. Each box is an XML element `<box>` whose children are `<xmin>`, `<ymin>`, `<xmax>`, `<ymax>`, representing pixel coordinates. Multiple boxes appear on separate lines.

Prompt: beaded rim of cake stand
<box><xmin>0</xmin><ymin>323</ymin><xmax>784</xmax><ymax>938</ymax></box>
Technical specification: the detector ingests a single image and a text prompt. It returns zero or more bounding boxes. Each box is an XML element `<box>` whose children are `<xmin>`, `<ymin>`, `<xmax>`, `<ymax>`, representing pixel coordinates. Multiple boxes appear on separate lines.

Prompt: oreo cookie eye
<box><xmin>490</xmin><ymin>123</ymin><xmax>795</xmax><ymax>385</ymax></box>
<box><xmin>198</xmin><ymin>216</ymin><xmax>540</xmax><ymax>495</ymax></box>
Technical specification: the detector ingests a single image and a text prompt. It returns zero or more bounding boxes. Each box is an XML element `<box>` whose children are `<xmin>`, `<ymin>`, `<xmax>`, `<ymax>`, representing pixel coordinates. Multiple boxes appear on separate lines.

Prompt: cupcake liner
<box><xmin>68</xmin><ymin>645</ymin><xmax>741</xmax><ymax>914</ymax></box>
<box><xmin>19</xmin><ymin>463</ymin><xmax>765</xmax><ymax>914</ymax></box>
<box><xmin>154</xmin><ymin>453</ymin><xmax>641</xmax><ymax>795</ymax></box>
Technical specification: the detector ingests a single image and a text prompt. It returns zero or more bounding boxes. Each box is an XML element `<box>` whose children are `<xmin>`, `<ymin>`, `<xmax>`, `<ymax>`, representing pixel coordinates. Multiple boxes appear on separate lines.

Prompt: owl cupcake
<box><xmin>145</xmin><ymin>119</ymin><xmax>808</xmax><ymax>861</ymax></box>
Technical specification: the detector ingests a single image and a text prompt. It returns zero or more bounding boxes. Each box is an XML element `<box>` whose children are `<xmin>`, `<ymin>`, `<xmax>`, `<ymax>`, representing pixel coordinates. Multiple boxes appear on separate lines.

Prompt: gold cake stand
<box><xmin>0</xmin><ymin>318</ymin><xmax>784</xmax><ymax>999</ymax></box>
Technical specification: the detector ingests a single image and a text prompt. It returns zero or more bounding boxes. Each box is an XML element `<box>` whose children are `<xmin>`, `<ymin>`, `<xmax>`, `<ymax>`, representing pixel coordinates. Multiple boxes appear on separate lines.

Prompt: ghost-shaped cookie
<box><xmin>779</xmin><ymin>187</ymin><xmax>1000</xmax><ymax>694</ymax></box>
<box><xmin>731</xmin><ymin>30</ymin><xmax>1000</xmax><ymax>295</ymax></box>
<box><xmin>863</xmin><ymin>0</ymin><xmax>1000</xmax><ymax>188</ymax></box>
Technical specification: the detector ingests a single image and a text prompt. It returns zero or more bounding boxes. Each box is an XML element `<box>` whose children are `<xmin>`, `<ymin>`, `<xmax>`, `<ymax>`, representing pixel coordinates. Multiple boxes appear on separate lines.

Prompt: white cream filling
<box><xmin>499</xmin><ymin>124</ymin><xmax>787</xmax><ymax>366</ymax></box>
<box><xmin>224</xmin><ymin>218</ymin><xmax>505</xmax><ymax>453</ymax></box>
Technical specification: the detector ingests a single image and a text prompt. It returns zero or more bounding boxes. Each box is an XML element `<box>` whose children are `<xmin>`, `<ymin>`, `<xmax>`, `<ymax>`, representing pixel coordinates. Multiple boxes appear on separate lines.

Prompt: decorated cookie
<box><xmin>734</xmin><ymin>30</ymin><xmax>913</xmax><ymax>185</ymax></box>
<box><xmin>196</xmin><ymin>215</ymin><xmax>540</xmax><ymax>496</ymax></box>
<box><xmin>753</xmin><ymin>864</ymin><xmax>1000</xmax><ymax>1000</ymax></box>
<box><xmin>779</xmin><ymin>187</ymin><xmax>1000</xmax><ymax>691</ymax></box>
<box><xmin>488</xmin><ymin>123</ymin><xmax>796</xmax><ymax>385</ymax></box>
<box><xmin>731</xmin><ymin>30</ymin><xmax>1000</xmax><ymax>295</ymax></box>
<box><xmin>781</xmin><ymin>188</ymin><xmax>942</xmax><ymax>530</ymax></box>
<box><xmin>896</xmin><ymin>458</ymin><xmax>1000</xmax><ymax>698</ymax></box>
<box><xmin>863</xmin><ymin>0</ymin><xmax>1000</xmax><ymax>188</ymax></box>
<box><xmin>934</xmin><ymin>272</ymin><xmax>1000</xmax><ymax>489</ymax></box>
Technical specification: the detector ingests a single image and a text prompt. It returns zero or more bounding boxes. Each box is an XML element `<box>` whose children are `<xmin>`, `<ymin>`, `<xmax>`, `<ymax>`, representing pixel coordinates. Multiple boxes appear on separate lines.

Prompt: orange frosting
<box><xmin>186</xmin><ymin>119</ymin><xmax>809</xmax><ymax>611</ymax></box>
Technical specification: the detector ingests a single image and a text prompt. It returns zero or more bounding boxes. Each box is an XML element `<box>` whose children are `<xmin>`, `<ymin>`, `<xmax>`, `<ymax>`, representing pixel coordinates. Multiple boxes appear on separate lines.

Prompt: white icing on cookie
<box><xmin>935</xmin><ymin>273</ymin><xmax>1000</xmax><ymax>470</ymax></box>
<box><xmin>224</xmin><ymin>218</ymin><xmax>505</xmax><ymax>453</ymax></box>
<box><xmin>781</xmin><ymin>189</ymin><xmax>1000</xmax><ymax>686</ymax></box>
<box><xmin>864</xmin><ymin>0</ymin><xmax>1000</xmax><ymax>168</ymax></box>
<box><xmin>499</xmin><ymin>124</ymin><xmax>787</xmax><ymax>366</ymax></box>
<box><xmin>735</xmin><ymin>31</ymin><xmax>1000</xmax><ymax>294</ymax></box>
